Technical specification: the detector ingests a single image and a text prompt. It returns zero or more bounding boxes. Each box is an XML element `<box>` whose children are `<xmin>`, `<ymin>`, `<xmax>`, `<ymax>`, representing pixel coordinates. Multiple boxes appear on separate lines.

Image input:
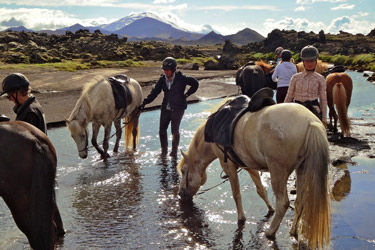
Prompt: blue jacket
<box><xmin>142</xmin><ymin>71</ymin><xmax>199</xmax><ymax>111</ymax></box>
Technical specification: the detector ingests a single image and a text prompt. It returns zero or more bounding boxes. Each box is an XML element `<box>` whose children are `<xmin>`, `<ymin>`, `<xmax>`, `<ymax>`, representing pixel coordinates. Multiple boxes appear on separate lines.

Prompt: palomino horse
<box><xmin>295</xmin><ymin>60</ymin><xmax>330</xmax><ymax>73</ymax></box>
<box><xmin>236</xmin><ymin>61</ymin><xmax>276</xmax><ymax>97</ymax></box>
<box><xmin>66</xmin><ymin>75</ymin><xmax>142</xmax><ymax>160</ymax></box>
<box><xmin>326</xmin><ymin>72</ymin><xmax>353</xmax><ymax>136</ymax></box>
<box><xmin>0</xmin><ymin>121</ymin><xmax>64</xmax><ymax>250</ymax></box>
<box><xmin>178</xmin><ymin>103</ymin><xmax>331</xmax><ymax>249</ymax></box>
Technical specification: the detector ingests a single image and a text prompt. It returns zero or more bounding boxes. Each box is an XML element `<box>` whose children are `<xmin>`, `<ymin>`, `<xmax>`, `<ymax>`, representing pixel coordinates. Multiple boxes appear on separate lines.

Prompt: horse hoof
<box><xmin>265</xmin><ymin>230</ymin><xmax>276</xmax><ymax>240</ymax></box>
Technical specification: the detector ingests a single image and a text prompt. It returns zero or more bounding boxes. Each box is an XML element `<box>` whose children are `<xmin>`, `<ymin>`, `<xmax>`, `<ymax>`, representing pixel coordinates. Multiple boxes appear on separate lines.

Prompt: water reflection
<box><xmin>331</xmin><ymin>164</ymin><xmax>352</xmax><ymax>201</ymax></box>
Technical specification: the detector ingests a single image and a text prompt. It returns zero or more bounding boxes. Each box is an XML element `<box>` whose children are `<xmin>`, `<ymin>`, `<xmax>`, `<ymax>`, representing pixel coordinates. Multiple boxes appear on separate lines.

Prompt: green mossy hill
<box><xmin>0</xmin><ymin>29</ymin><xmax>205</xmax><ymax>65</ymax></box>
<box><xmin>211</xmin><ymin>29</ymin><xmax>375</xmax><ymax>71</ymax></box>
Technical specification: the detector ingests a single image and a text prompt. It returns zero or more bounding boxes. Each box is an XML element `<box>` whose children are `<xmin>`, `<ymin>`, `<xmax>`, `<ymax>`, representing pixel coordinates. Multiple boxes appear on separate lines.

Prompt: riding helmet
<box><xmin>1</xmin><ymin>73</ymin><xmax>30</xmax><ymax>96</ymax></box>
<box><xmin>281</xmin><ymin>50</ymin><xmax>292</xmax><ymax>61</ymax></box>
<box><xmin>275</xmin><ymin>47</ymin><xmax>284</xmax><ymax>55</ymax></box>
<box><xmin>300</xmin><ymin>45</ymin><xmax>319</xmax><ymax>60</ymax></box>
<box><xmin>161</xmin><ymin>57</ymin><xmax>177</xmax><ymax>70</ymax></box>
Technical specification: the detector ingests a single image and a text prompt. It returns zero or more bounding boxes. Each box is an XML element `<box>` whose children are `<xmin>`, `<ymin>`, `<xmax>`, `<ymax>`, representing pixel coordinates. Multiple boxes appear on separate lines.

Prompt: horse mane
<box><xmin>255</xmin><ymin>60</ymin><xmax>272</xmax><ymax>73</ymax></box>
<box><xmin>67</xmin><ymin>83</ymin><xmax>94</xmax><ymax>134</ymax></box>
<box><xmin>177</xmin><ymin>122</ymin><xmax>206</xmax><ymax>174</ymax></box>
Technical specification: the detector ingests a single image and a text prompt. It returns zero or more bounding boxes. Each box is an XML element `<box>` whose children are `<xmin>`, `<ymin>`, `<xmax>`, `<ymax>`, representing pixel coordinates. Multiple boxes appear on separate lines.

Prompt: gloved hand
<box><xmin>184</xmin><ymin>93</ymin><xmax>189</xmax><ymax>98</ymax></box>
<box><xmin>139</xmin><ymin>103</ymin><xmax>145</xmax><ymax>111</ymax></box>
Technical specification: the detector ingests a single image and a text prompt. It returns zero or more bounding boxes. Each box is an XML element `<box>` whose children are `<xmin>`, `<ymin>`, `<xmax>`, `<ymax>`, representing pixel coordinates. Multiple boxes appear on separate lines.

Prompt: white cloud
<box><xmin>264</xmin><ymin>17</ymin><xmax>326</xmax><ymax>34</ymax></box>
<box><xmin>331</xmin><ymin>3</ymin><xmax>355</xmax><ymax>10</ymax></box>
<box><xmin>0</xmin><ymin>7</ymin><xmax>113</xmax><ymax>30</ymax></box>
<box><xmin>296</xmin><ymin>0</ymin><xmax>346</xmax><ymax>4</ymax></box>
<box><xmin>327</xmin><ymin>15</ymin><xmax>375</xmax><ymax>34</ymax></box>
<box><xmin>153</xmin><ymin>0</ymin><xmax>176</xmax><ymax>4</ymax></box>
<box><xmin>195</xmin><ymin>5</ymin><xmax>278</xmax><ymax>11</ymax></box>
<box><xmin>294</xmin><ymin>6</ymin><xmax>307</xmax><ymax>11</ymax></box>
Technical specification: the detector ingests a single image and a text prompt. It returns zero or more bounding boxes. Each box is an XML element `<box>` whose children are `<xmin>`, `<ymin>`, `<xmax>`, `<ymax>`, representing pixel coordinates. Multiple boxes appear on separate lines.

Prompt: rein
<box><xmin>196</xmin><ymin>168</ymin><xmax>242</xmax><ymax>196</ymax></box>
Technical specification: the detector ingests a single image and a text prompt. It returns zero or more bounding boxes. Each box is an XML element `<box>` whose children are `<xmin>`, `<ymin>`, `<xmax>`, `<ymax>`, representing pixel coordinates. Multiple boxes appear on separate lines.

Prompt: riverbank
<box><xmin>0</xmin><ymin>67</ymin><xmax>238</xmax><ymax>126</ymax></box>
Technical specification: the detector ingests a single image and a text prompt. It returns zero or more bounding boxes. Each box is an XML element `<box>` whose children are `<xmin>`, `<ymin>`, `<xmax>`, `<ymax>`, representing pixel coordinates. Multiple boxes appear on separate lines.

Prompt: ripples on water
<box><xmin>1</xmin><ymin>73</ymin><xmax>375</xmax><ymax>249</ymax></box>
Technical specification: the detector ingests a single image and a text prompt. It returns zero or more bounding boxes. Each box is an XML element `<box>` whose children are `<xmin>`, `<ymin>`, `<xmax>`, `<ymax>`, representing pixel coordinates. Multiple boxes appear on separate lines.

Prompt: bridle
<box><xmin>78</xmin><ymin>128</ymin><xmax>89</xmax><ymax>153</ymax></box>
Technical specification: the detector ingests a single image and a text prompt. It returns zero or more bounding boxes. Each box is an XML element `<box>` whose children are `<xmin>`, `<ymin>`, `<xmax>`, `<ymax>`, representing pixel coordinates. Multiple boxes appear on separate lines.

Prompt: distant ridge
<box><xmin>5</xmin><ymin>26</ymin><xmax>33</xmax><ymax>32</ymax></box>
<box><xmin>1</xmin><ymin>12</ymin><xmax>265</xmax><ymax>45</ymax></box>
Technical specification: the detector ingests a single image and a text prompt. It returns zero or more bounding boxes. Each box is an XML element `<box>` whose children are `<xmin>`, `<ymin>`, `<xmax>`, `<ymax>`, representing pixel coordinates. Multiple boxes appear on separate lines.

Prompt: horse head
<box><xmin>177</xmin><ymin>150</ymin><xmax>207</xmax><ymax>201</ymax></box>
<box><xmin>66</xmin><ymin>118</ymin><xmax>89</xmax><ymax>159</ymax></box>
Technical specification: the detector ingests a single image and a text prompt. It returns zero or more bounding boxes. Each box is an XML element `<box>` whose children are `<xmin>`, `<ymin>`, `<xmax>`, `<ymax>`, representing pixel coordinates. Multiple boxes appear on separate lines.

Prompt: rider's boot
<box><xmin>159</xmin><ymin>132</ymin><xmax>168</xmax><ymax>157</ymax></box>
<box><xmin>169</xmin><ymin>133</ymin><xmax>180</xmax><ymax>158</ymax></box>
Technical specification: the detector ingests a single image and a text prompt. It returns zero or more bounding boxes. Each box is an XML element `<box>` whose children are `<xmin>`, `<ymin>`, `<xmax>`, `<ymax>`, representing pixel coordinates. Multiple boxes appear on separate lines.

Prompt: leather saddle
<box><xmin>204</xmin><ymin>87</ymin><xmax>275</xmax><ymax>147</ymax></box>
<box><xmin>0</xmin><ymin>114</ymin><xmax>10</xmax><ymax>122</ymax></box>
<box><xmin>108</xmin><ymin>74</ymin><xmax>133</xmax><ymax>109</ymax></box>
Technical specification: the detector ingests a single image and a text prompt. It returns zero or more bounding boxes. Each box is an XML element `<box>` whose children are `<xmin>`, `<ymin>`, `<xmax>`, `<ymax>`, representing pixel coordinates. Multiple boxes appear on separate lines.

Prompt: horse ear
<box><xmin>180</xmin><ymin>150</ymin><xmax>188</xmax><ymax>162</ymax></box>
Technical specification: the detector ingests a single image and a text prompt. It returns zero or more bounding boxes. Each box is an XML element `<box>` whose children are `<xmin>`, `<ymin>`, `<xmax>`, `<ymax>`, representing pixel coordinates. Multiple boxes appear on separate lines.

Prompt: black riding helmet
<box><xmin>161</xmin><ymin>57</ymin><xmax>177</xmax><ymax>70</ymax></box>
<box><xmin>300</xmin><ymin>45</ymin><xmax>319</xmax><ymax>60</ymax></box>
<box><xmin>281</xmin><ymin>50</ymin><xmax>292</xmax><ymax>61</ymax></box>
<box><xmin>1</xmin><ymin>73</ymin><xmax>30</xmax><ymax>96</ymax></box>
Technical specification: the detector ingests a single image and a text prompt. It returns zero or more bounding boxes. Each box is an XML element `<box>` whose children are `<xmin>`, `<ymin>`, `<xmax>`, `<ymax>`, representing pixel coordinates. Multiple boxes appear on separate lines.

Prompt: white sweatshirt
<box><xmin>271</xmin><ymin>62</ymin><xmax>297</xmax><ymax>88</ymax></box>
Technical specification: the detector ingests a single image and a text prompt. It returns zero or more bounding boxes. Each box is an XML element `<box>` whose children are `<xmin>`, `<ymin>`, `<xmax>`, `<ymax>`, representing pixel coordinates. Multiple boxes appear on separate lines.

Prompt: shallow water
<box><xmin>1</xmin><ymin>72</ymin><xmax>375</xmax><ymax>249</ymax></box>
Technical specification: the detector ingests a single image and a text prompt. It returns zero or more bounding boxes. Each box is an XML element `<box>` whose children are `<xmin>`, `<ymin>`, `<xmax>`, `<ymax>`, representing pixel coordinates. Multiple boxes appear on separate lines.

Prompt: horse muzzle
<box><xmin>178</xmin><ymin>188</ymin><xmax>193</xmax><ymax>201</ymax></box>
<box><xmin>79</xmin><ymin>151</ymin><xmax>88</xmax><ymax>159</ymax></box>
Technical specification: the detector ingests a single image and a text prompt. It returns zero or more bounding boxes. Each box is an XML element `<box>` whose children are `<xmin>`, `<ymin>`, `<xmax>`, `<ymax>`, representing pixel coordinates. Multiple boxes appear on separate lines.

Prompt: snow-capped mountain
<box><xmin>99</xmin><ymin>12</ymin><xmax>187</xmax><ymax>33</ymax></box>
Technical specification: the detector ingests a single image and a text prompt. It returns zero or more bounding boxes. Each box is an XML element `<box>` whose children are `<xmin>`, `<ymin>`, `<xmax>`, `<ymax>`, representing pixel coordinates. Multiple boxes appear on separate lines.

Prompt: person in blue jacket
<box><xmin>140</xmin><ymin>57</ymin><xmax>199</xmax><ymax>158</ymax></box>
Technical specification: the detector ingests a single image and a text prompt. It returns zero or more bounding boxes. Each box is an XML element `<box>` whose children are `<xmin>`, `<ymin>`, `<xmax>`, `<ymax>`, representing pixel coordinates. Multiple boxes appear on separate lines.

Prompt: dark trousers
<box><xmin>159</xmin><ymin>109</ymin><xmax>185</xmax><ymax>155</ymax></box>
<box><xmin>276</xmin><ymin>86</ymin><xmax>289</xmax><ymax>103</ymax></box>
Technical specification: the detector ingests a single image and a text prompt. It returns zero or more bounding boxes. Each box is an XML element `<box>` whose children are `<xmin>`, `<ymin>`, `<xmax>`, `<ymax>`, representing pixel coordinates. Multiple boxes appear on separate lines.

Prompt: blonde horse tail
<box><xmin>297</xmin><ymin>121</ymin><xmax>331</xmax><ymax>249</ymax></box>
<box><xmin>124</xmin><ymin>110</ymin><xmax>140</xmax><ymax>151</ymax></box>
<box><xmin>333</xmin><ymin>82</ymin><xmax>351</xmax><ymax>136</ymax></box>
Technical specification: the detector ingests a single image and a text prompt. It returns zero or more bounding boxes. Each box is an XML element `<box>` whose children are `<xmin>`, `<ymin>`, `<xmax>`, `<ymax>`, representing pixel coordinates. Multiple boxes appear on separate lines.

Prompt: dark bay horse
<box><xmin>235</xmin><ymin>61</ymin><xmax>276</xmax><ymax>98</ymax></box>
<box><xmin>0</xmin><ymin>121</ymin><xmax>64</xmax><ymax>250</ymax></box>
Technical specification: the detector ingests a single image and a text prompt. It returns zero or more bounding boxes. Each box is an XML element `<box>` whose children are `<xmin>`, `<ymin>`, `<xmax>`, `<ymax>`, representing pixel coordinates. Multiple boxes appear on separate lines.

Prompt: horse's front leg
<box><xmin>91</xmin><ymin>123</ymin><xmax>106</xmax><ymax>158</ymax></box>
<box><xmin>101</xmin><ymin>124</ymin><xmax>112</xmax><ymax>160</ymax></box>
<box><xmin>113</xmin><ymin>119</ymin><xmax>122</xmax><ymax>153</ymax></box>
<box><xmin>220</xmin><ymin>160</ymin><xmax>245</xmax><ymax>221</ymax></box>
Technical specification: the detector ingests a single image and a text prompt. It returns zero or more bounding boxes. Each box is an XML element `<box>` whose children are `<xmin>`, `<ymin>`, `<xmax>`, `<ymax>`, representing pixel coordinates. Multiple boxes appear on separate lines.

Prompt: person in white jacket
<box><xmin>272</xmin><ymin>50</ymin><xmax>297</xmax><ymax>103</ymax></box>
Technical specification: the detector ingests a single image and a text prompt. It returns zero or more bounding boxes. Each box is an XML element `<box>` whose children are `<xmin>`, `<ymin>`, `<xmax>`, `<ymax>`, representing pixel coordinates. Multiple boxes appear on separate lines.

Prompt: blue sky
<box><xmin>0</xmin><ymin>0</ymin><xmax>374</xmax><ymax>36</ymax></box>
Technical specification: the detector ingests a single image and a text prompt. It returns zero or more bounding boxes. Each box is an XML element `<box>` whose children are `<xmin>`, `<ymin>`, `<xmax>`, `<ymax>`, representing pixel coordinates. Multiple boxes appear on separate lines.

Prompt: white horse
<box><xmin>66</xmin><ymin>75</ymin><xmax>142</xmax><ymax>160</ymax></box>
<box><xmin>178</xmin><ymin>103</ymin><xmax>331</xmax><ymax>249</ymax></box>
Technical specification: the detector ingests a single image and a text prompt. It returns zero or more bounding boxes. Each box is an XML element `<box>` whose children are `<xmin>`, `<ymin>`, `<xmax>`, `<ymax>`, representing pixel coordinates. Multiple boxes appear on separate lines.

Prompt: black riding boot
<box><xmin>159</xmin><ymin>131</ymin><xmax>168</xmax><ymax>156</ymax></box>
<box><xmin>169</xmin><ymin>133</ymin><xmax>180</xmax><ymax>158</ymax></box>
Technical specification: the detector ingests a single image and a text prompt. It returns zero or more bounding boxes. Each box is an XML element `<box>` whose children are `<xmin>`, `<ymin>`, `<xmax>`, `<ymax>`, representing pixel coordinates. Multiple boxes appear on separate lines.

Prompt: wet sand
<box><xmin>0</xmin><ymin>67</ymin><xmax>238</xmax><ymax>125</ymax></box>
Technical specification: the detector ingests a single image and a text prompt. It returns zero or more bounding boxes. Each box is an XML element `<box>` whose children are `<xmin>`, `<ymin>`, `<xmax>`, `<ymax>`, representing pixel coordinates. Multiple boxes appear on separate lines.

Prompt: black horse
<box><xmin>235</xmin><ymin>61</ymin><xmax>277</xmax><ymax>98</ymax></box>
<box><xmin>0</xmin><ymin>121</ymin><xmax>64</xmax><ymax>250</ymax></box>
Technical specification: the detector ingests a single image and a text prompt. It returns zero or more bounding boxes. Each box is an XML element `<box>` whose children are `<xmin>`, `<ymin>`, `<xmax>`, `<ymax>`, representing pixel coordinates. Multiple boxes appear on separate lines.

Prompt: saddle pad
<box><xmin>204</xmin><ymin>88</ymin><xmax>275</xmax><ymax>147</ymax></box>
<box><xmin>108</xmin><ymin>74</ymin><xmax>133</xmax><ymax>109</ymax></box>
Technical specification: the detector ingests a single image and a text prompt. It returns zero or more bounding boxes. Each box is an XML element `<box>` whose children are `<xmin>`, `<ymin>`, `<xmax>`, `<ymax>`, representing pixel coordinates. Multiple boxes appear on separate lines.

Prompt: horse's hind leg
<box><xmin>245</xmin><ymin>169</ymin><xmax>275</xmax><ymax>215</ymax></box>
<box><xmin>113</xmin><ymin>120</ymin><xmax>122</xmax><ymax>153</ymax></box>
<box><xmin>220</xmin><ymin>160</ymin><xmax>246</xmax><ymax>221</ymax></box>
<box><xmin>266</xmin><ymin>167</ymin><xmax>290</xmax><ymax>239</ymax></box>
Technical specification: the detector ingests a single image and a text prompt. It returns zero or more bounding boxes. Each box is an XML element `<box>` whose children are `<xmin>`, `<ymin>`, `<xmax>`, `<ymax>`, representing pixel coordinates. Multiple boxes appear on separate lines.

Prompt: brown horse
<box><xmin>295</xmin><ymin>60</ymin><xmax>330</xmax><ymax>73</ymax></box>
<box><xmin>0</xmin><ymin>121</ymin><xmax>64</xmax><ymax>250</ymax></box>
<box><xmin>178</xmin><ymin>103</ymin><xmax>331</xmax><ymax>249</ymax></box>
<box><xmin>236</xmin><ymin>61</ymin><xmax>276</xmax><ymax>97</ymax></box>
<box><xmin>326</xmin><ymin>72</ymin><xmax>353</xmax><ymax>136</ymax></box>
